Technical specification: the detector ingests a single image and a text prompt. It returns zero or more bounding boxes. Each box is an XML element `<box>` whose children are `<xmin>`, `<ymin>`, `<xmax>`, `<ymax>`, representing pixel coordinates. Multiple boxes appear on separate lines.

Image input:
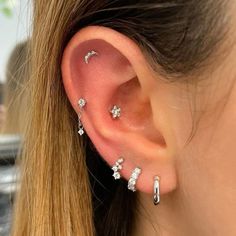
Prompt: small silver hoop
<box><xmin>153</xmin><ymin>176</ymin><xmax>160</xmax><ymax>205</ymax></box>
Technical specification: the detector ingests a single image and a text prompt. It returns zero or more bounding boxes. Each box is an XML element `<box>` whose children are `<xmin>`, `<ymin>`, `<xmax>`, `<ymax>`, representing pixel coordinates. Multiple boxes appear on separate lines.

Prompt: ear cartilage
<box><xmin>84</xmin><ymin>50</ymin><xmax>98</xmax><ymax>64</ymax></box>
<box><xmin>153</xmin><ymin>176</ymin><xmax>160</xmax><ymax>205</ymax></box>
<box><xmin>111</xmin><ymin>157</ymin><xmax>124</xmax><ymax>180</ymax></box>
<box><xmin>110</xmin><ymin>105</ymin><xmax>121</xmax><ymax>119</ymax></box>
<box><xmin>77</xmin><ymin>98</ymin><xmax>87</xmax><ymax>136</ymax></box>
<box><xmin>128</xmin><ymin>167</ymin><xmax>142</xmax><ymax>192</ymax></box>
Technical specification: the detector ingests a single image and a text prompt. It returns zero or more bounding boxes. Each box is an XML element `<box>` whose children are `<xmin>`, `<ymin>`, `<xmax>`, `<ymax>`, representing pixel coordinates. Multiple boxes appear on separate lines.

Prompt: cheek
<box><xmin>174</xmin><ymin>81</ymin><xmax>236</xmax><ymax>231</ymax></box>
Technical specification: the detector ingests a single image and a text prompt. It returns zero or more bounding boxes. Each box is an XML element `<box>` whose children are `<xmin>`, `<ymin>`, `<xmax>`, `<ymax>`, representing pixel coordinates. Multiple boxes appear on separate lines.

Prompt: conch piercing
<box><xmin>110</xmin><ymin>105</ymin><xmax>121</xmax><ymax>119</ymax></box>
<box><xmin>128</xmin><ymin>167</ymin><xmax>142</xmax><ymax>192</ymax></box>
<box><xmin>111</xmin><ymin>157</ymin><xmax>124</xmax><ymax>180</ymax></box>
<box><xmin>84</xmin><ymin>50</ymin><xmax>98</xmax><ymax>64</ymax></box>
<box><xmin>153</xmin><ymin>176</ymin><xmax>160</xmax><ymax>205</ymax></box>
<box><xmin>77</xmin><ymin>98</ymin><xmax>86</xmax><ymax>136</ymax></box>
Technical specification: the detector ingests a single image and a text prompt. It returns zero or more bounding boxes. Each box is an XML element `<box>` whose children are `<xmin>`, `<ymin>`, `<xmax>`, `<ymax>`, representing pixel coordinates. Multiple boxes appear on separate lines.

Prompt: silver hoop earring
<box><xmin>78</xmin><ymin>98</ymin><xmax>86</xmax><ymax>136</ymax></box>
<box><xmin>128</xmin><ymin>167</ymin><xmax>142</xmax><ymax>192</ymax></box>
<box><xmin>110</xmin><ymin>105</ymin><xmax>121</xmax><ymax>119</ymax></box>
<box><xmin>84</xmin><ymin>50</ymin><xmax>98</xmax><ymax>64</ymax></box>
<box><xmin>111</xmin><ymin>157</ymin><xmax>124</xmax><ymax>180</ymax></box>
<box><xmin>153</xmin><ymin>176</ymin><xmax>160</xmax><ymax>205</ymax></box>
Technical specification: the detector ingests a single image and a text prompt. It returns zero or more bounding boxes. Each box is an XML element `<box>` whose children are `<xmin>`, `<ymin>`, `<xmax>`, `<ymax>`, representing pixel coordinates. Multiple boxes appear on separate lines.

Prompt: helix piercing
<box><xmin>153</xmin><ymin>176</ymin><xmax>160</xmax><ymax>205</ymax></box>
<box><xmin>84</xmin><ymin>50</ymin><xmax>98</xmax><ymax>64</ymax></box>
<box><xmin>77</xmin><ymin>98</ymin><xmax>86</xmax><ymax>136</ymax></box>
<box><xmin>110</xmin><ymin>105</ymin><xmax>121</xmax><ymax>119</ymax></box>
<box><xmin>128</xmin><ymin>167</ymin><xmax>142</xmax><ymax>192</ymax></box>
<box><xmin>111</xmin><ymin>157</ymin><xmax>124</xmax><ymax>180</ymax></box>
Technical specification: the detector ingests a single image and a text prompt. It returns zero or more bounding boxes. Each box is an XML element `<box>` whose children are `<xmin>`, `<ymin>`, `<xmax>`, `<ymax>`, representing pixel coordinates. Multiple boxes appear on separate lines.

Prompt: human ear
<box><xmin>61</xmin><ymin>26</ymin><xmax>177</xmax><ymax>195</ymax></box>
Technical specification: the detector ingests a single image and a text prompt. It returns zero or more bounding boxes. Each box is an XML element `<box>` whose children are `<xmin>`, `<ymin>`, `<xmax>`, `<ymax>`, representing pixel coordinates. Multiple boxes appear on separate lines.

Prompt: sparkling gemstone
<box><xmin>78</xmin><ymin>129</ymin><xmax>84</xmax><ymax>136</ymax></box>
<box><xmin>110</xmin><ymin>105</ymin><xmax>121</xmax><ymax>119</ymax></box>
<box><xmin>128</xmin><ymin>184</ymin><xmax>136</xmax><ymax>192</ymax></box>
<box><xmin>117</xmin><ymin>158</ymin><xmax>124</xmax><ymax>163</ymax></box>
<box><xmin>78</xmin><ymin>98</ymin><xmax>86</xmax><ymax>108</ymax></box>
<box><xmin>132</xmin><ymin>173</ymin><xmax>138</xmax><ymax>179</ymax></box>
<box><xmin>112</xmin><ymin>166</ymin><xmax>118</xmax><ymax>172</ymax></box>
<box><xmin>113</xmin><ymin>172</ymin><xmax>121</xmax><ymax>180</ymax></box>
<box><xmin>117</xmin><ymin>165</ymin><xmax>122</xmax><ymax>170</ymax></box>
<box><xmin>134</xmin><ymin>168</ymin><xmax>141</xmax><ymax>174</ymax></box>
<box><xmin>129</xmin><ymin>179</ymin><xmax>136</xmax><ymax>185</ymax></box>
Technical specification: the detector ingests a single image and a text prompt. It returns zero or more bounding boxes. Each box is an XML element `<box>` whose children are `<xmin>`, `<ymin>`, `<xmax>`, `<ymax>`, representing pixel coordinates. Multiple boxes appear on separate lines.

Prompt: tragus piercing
<box><xmin>77</xmin><ymin>98</ymin><xmax>86</xmax><ymax>136</ymax></box>
<box><xmin>111</xmin><ymin>157</ymin><xmax>124</xmax><ymax>180</ymax></box>
<box><xmin>153</xmin><ymin>176</ymin><xmax>160</xmax><ymax>205</ymax></box>
<box><xmin>110</xmin><ymin>105</ymin><xmax>121</xmax><ymax>119</ymax></box>
<box><xmin>128</xmin><ymin>167</ymin><xmax>142</xmax><ymax>192</ymax></box>
<box><xmin>84</xmin><ymin>50</ymin><xmax>98</xmax><ymax>64</ymax></box>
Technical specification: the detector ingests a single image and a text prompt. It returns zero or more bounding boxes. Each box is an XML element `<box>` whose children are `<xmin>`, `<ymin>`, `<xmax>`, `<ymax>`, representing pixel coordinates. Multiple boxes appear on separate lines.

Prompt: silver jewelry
<box><xmin>110</xmin><ymin>105</ymin><xmax>121</xmax><ymax>119</ymax></box>
<box><xmin>128</xmin><ymin>167</ymin><xmax>142</xmax><ymax>192</ymax></box>
<box><xmin>84</xmin><ymin>50</ymin><xmax>98</xmax><ymax>64</ymax></box>
<box><xmin>111</xmin><ymin>157</ymin><xmax>124</xmax><ymax>180</ymax></box>
<box><xmin>78</xmin><ymin>98</ymin><xmax>86</xmax><ymax>136</ymax></box>
<box><xmin>153</xmin><ymin>176</ymin><xmax>160</xmax><ymax>205</ymax></box>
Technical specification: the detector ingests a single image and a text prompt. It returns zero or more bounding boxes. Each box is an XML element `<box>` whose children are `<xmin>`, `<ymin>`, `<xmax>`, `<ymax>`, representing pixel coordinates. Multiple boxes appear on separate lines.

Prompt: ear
<box><xmin>61</xmin><ymin>26</ymin><xmax>177</xmax><ymax>195</ymax></box>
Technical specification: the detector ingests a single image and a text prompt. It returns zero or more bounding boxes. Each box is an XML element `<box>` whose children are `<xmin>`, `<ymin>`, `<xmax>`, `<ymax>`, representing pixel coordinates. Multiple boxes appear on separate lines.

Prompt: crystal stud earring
<box><xmin>110</xmin><ymin>105</ymin><xmax>121</xmax><ymax>119</ymax></box>
<box><xmin>128</xmin><ymin>167</ymin><xmax>142</xmax><ymax>192</ymax></box>
<box><xmin>77</xmin><ymin>98</ymin><xmax>86</xmax><ymax>136</ymax></box>
<box><xmin>111</xmin><ymin>157</ymin><xmax>124</xmax><ymax>180</ymax></box>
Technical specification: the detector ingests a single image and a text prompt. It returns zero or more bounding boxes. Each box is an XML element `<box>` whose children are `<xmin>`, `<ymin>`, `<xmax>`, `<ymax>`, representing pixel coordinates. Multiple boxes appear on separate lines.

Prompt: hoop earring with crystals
<box><xmin>128</xmin><ymin>167</ymin><xmax>142</xmax><ymax>192</ymax></box>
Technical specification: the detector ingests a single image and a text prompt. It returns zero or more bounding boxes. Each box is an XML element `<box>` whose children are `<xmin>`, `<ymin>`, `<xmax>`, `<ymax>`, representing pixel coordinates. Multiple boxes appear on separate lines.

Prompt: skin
<box><xmin>61</xmin><ymin>7</ymin><xmax>236</xmax><ymax>235</ymax></box>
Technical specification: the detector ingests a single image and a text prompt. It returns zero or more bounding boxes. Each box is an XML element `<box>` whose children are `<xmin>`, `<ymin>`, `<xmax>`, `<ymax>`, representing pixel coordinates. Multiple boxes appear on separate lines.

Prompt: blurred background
<box><xmin>0</xmin><ymin>1</ymin><xmax>30</xmax><ymax>235</ymax></box>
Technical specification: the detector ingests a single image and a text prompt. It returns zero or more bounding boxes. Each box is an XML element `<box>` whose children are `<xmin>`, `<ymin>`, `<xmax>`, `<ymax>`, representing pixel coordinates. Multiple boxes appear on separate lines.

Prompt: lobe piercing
<box><xmin>153</xmin><ymin>176</ymin><xmax>160</xmax><ymax>205</ymax></box>
<box><xmin>111</xmin><ymin>157</ymin><xmax>124</xmax><ymax>180</ymax></box>
<box><xmin>112</xmin><ymin>157</ymin><xmax>124</xmax><ymax>180</ymax></box>
<box><xmin>84</xmin><ymin>50</ymin><xmax>98</xmax><ymax>64</ymax></box>
<box><xmin>110</xmin><ymin>105</ymin><xmax>121</xmax><ymax>119</ymax></box>
<box><xmin>77</xmin><ymin>98</ymin><xmax>86</xmax><ymax>136</ymax></box>
<box><xmin>128</xmin><ymin>167</ymin><xmax>142</xmax><ymax>192</ymax></box>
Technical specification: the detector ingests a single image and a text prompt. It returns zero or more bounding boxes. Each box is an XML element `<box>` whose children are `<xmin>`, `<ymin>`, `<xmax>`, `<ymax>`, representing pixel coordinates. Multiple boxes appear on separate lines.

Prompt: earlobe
<box><xmin>61</xmin><ymin>26</ymin><xmax>177</xmax><ymax>199</ymax></box>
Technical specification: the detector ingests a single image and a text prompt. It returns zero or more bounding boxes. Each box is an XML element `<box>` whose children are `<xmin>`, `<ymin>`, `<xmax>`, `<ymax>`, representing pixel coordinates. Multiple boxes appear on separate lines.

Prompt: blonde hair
<box><xmin>11</xmin><ymin>0</ymin><xmax>226</xmax><ymax>235</ymax></box>
<box><xmin>2</xmin><ymin>41</ymin><xmax>29</xmax><ymax>134</ymax></box>
<box><xmin>11</xmin><ymin>1</ymin><xmax>94</xmax><ymax>235</ymax></box>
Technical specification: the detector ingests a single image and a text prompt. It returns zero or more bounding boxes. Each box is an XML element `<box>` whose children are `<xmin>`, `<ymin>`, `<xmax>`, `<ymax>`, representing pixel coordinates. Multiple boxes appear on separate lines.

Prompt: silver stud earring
<box><xmin>128</xmin><ymin>167</ymin><xmax>142</xmax><ymax>192</ymax></box>
<box><xmin>111</xmin><ymin>157</ymin><xmax>124</xmax><ymax>180</ymax></box>
<box><xmin>153</xmin><ymin>176</ymin><xmax>160</xmax><ymax>205</ymax></box>
<box><xmin>77</xmin><ymin>98</ymin><xmax>86</xmax><ymax>136</ymax></box>
<box><xmin>110</xmin><ymin>105</ymin><xmax>121</xmax><ymax>119</ymax></box>
<box><xmin>84</xmin><ymin>50</ymin><xmax>98</xmax><ymax>64</ymax></box>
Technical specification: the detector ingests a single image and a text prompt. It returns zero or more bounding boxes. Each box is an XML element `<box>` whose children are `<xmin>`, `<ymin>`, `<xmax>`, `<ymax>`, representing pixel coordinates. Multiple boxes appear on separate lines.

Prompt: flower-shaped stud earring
<box><xmin>110</xmin><ymin>105</ymin><xmax>121</xmax><ymax>119</ymax></box>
